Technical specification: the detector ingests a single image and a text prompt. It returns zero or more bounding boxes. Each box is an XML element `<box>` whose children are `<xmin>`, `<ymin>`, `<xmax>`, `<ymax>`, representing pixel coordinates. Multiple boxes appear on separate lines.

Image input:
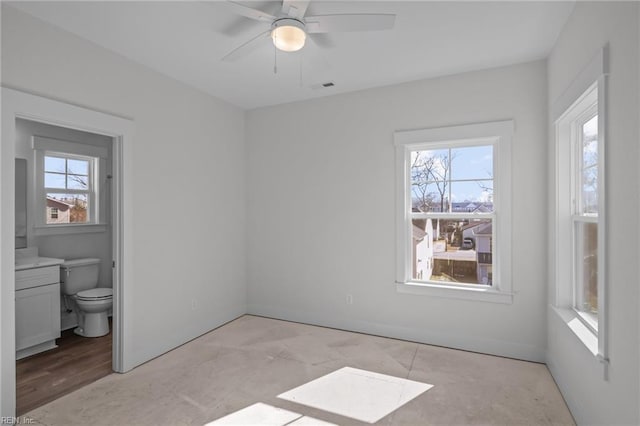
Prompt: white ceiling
<box><xmin>8</xmin><ymin>1</ymin><xmax>575</xmax><ymax>110</ymax></box>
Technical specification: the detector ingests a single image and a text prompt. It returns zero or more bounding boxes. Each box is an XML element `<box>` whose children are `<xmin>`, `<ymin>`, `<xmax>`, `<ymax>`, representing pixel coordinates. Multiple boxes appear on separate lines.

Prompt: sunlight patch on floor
<box><xmin>205</xmin><ymin>402</ymin><xmax>337</xmax><ymax>425</ymax></box>
<box><xmin>278</xmin><ymin>367</ymin><xmax>433</xmax><ymax>423</ymax></box>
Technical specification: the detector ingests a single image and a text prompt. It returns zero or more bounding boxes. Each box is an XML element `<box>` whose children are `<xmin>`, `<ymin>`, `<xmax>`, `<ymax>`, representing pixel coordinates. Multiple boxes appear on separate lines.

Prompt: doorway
<box><xmin>1</xmin><ymin>87</ymin><xmax>134</xmax><ymax>416</ymax></box>
<box><xmin>14</xmin><ymin>119</ymin><xmax>114</xmax><ymax>414</ymax></box>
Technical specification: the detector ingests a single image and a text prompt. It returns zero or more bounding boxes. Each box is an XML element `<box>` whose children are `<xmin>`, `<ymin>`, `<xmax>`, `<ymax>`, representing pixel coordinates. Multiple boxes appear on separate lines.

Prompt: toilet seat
<box><xmin>76</xmin><ymin>288</ymin><xmax>113</xmax><ymax>301</ymax></box>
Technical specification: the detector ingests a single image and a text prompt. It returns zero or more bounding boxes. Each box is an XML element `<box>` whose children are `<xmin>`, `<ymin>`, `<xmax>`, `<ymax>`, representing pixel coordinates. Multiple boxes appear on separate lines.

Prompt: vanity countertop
<box><xmin>15</xmin><ymin>257</ymin><xmax>65</xmax><ymax>271</ymax></box>
<box><xmin>15</xmin><ymin>247</ymin><xmax>64</xmax><ymax>271</ymax></box>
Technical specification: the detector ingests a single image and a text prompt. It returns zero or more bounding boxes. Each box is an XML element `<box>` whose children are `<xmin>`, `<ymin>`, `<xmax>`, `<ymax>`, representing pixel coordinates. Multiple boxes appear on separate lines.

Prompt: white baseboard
<box><xmin>16</xmin><ymin>340</ymin><xmax>57</xmax><ymax>360</ymax></box>
<box><xmin>247</xmin><ymin>303</ymin><xmax>545</xmax><ymax>363</ymax></box>
<box><xmin>128</xmin><ymin>303</ymin><xmax>247</xmax><ymax>370</ymax></box>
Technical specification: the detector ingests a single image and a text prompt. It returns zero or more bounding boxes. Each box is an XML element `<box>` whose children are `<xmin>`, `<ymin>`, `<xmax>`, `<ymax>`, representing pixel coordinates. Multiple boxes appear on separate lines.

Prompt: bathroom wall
<box><xmin>15</xmin><ymin>119</ymin><xmax>113</xmax><ymax>286</ymax></box>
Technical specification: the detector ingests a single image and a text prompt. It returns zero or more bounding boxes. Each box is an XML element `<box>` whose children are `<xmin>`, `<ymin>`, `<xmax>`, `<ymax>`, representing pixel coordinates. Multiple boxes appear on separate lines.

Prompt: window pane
<box><xmin>44</xmin><ymin>156</ymin><xmax>65</xmax><ymax>173</ymax></box>
<box><xmin>451</xmin><ymin>145</ymin><xmax>493</xmax><ymax>180</ymax></box>
<box><xmin>410</xmin><ymin>151</ymin><xmax>431</xmax><ymax>184</ymax></box>
<box><xmin>67</xmin><ymin>174</ymin><xmax>89</xmax><ymax>190</ymax></box>
<box><xmin>67</xmin><ymin>158</ymin><xmax>89</xmax><ymax>176</ymax></box>
<box><xmin>582</xmin><ymin>165</ymin><xmax>598</xmax><ymax>214</ymax></box>
<box><xmin>575</xmin><ymin>221</ymin><xmax>598</xmax><ymax>316</ymax></box>
<box><xmin>46</xmin><ymin>193</ymin><xmax>88</xmax><ymax>224</ymax></box>
<box><xmin>412</xmin><ymin>217</ymin><xmax>493</xmax><ymax>285</ymax></box>
<box><xmin>580</xmin><ymin>114</ymin><xmax>598</xmax><ymax>214</ymax></box>
<box><xmin>450</xmin><ymin>180</ymin><xmax>493</xmax><ymax>211</ymax></box>
<box><xmin>411</xmin><ymin>178</ymin><xmax>434</xmax><ymax>212</ymax></box>
<box><xmin>582</xmin><ymin>115</ymin><xmax>598</xmax><ymax>168</ymax></box>
<box><xmin>411</xmin><ymin>218</ymin><xmax>434</xmax><ymax>281</ymax></box>
<box><xmin>44</xmin><ymin>156</ymin><xmax>90</xmax><ymax>190</ymax></box>
<box><xmin>411</xmin><ymin>149</ymin><xmax>450</xmax><ymax>183</ymax></box>
<box><xmin>428</xmin><ymin>149</ymin><xmax>450</xmax><ymax>182</ymax></box>
<box><xmin>412</xmin><ymin>182</ymin><xmax>448</xmax><ymax>212</ymax></box>
<box><xmin>45</xmin><ymin>172</ymin><xmax>66</xmax><ymax>189</ymax></box>
<box><xmin>413</xmin><ymin>146</ymin><xmax>493</xmax><ymax>213</ymax></box>
<box><xmin>583</xmin><ymin>138</ymin><xmax>598</xmax><ymax>168</ymax></box>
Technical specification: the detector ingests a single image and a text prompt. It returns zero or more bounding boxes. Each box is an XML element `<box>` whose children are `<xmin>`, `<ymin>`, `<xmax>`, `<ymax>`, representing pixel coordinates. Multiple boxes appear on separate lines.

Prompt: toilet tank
<box><xmin>60</xmin><ymin>258</ymin><xmax>101</xmax><ymax>295</ymax></box>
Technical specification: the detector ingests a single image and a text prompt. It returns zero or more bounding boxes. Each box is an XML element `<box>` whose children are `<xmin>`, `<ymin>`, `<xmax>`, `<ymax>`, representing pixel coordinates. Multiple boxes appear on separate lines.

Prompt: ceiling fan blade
<box><xmin>224</xmin><ymin>1</ymin><xmax>277</xmax><ymax>23</ymax></box>
<box><xmin>222</xmin><ymin>29</ymin><xmax>271</xmax><ymax>62</ymax></box>
<box><xmin>305</xmin><ymin>14</ymin><xmax>396</xmax><ymax>33</ymax></box>
<box><xmin>281</xmin><ymin>0</ymin><xmax>310</xmax><ymax>19</ymax></box>
<box><xmin>308</xmin><ymin>33</ymin><xmax>335</xmax><ymax>49</ymax></box>
<box><xmin>219</xmin><ymin>17</ymin><xmax>265</xmax><ymax>38</ymax></box>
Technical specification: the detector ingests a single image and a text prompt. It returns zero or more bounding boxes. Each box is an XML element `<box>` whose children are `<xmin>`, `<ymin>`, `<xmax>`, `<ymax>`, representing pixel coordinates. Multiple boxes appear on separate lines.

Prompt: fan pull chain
<box><xmin>273</xmin><ymin>38</ymin><xmax>278</xmax><ymax>74</ymax></box>
<box><xmin>299</xmin><ymin>53</ymin><xmax>303</xmax><ymax>87</ymax></box>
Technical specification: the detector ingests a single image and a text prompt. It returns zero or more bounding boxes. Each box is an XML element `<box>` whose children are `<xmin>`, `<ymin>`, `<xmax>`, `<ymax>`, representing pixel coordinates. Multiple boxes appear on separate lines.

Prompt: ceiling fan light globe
<box><xmin>271</xmin><ymin>23</ymin><xmax>306</xmax><ymax>52</ymax></box>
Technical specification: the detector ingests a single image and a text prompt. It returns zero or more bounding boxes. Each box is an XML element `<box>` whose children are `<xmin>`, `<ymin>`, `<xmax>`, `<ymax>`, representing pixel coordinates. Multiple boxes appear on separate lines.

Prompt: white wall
<box><xmin>4</xmin><ymin>2</ymin><xmax>638</xmax><ymax>422</ymax></box>
<box><xmin>246</xmin><ymin>60</ymin><xmax>549</xmax><ymax>362</ymax></box>
<box><xmin>546</xmin><ymin>2</ymin><xmax>639</xmax><ymax>425</ymax></box>
<box><xmin>1</xmin><ymin>3</ymin><xmax>247</xmax><ymax>389</ymax></box>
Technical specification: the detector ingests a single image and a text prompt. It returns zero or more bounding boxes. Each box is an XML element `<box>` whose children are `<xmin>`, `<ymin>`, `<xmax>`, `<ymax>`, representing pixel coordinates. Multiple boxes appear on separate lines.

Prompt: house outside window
<box><xmin>394</xmin><ymin>121</ymin><xmax>513</xmax><ymax>304</ymax></box>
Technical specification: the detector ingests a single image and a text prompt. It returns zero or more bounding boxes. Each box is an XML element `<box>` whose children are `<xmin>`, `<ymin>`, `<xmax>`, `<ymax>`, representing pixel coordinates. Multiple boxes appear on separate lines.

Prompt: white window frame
<box><xmin>552</xmin><ymin>47</ymin><xmax>608</xmax><ymax>369</ymax></box>
<box><xmin>33</xmin><ymin>136</ymin><xmax>108</xmax><ymax>235</ymax></box>
<box><xmin>572</xmin><ymin>104</ymin><xmax>599</xmax><ymax>333</ymax></box>
<box><xmin>394</xmin><ymin>120</ymin><xmax>513</xmax><ymax>304</ymax></box>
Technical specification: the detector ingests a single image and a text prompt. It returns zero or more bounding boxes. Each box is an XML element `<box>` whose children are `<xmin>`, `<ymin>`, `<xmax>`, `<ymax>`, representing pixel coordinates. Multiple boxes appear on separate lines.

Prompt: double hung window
<box><xmin>395</xmin><ymin>121</ymin><xmax>513</xmax><ymax>303</ymax></box>
<box><xmin>43</xmin><ymin>153</ymin><xmax>93</xmax><ymax>224</ymax></box>
<box><xmin>34</xmin><ymin>136</ymin><xmax>108</xmax><ymax>233</ymax></box>
<box><xmin>555</xmin><ymin>81</ymin><xmax>605</xmax><ymax>344</ymax></box>
<box><xmin>552</xmin><ymin>47</ymin><xmax>607</xmax><ymax>361</ymax></box>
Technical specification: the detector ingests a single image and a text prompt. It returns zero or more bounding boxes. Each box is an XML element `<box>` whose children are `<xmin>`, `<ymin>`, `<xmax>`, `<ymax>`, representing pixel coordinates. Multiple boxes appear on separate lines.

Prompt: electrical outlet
<box><xmin>191</xmin><ymin>299</ymin><xmax>198</xmax><ymax>310</ymax></box>
<box><xmin>346</xmin><ymin>294</ymin><xmax>353</xmax><ymax>305</ymax></box>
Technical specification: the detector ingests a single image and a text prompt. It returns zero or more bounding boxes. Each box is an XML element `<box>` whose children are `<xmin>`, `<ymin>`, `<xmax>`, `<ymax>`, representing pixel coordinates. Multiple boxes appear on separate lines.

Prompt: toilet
<box><xmin>60</xmin><ymin>258</ymin><xmax>112</xmax><ymax>337</ymax></box>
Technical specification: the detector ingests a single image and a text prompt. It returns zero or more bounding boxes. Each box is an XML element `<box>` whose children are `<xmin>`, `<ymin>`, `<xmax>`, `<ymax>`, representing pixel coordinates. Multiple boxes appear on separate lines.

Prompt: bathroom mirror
<box><xmin>15</xmin><ymin>158</ymin><xmax>27</xmax><ymax>249</ymax></box>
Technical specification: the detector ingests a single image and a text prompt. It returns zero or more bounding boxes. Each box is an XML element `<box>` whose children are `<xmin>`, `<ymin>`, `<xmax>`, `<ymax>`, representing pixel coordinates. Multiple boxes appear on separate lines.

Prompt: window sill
<box><xmin>552</xmin><ymin>306</ymin><xmax>598</xmax><ymax>356</ymax></box>
<box><xmin>34</xmin><ymin>224</ymin><xmax>108</xmax><ymax>236</ymax></box>
<box><xmin>396</xmin><ymin>281</ymin><xmax>513</xmax><ymax>304</ymax></box>
<box><xmin>575</xmin><ymin>309</ymin><xmax>598</xmax><ymax>334</ymax></box>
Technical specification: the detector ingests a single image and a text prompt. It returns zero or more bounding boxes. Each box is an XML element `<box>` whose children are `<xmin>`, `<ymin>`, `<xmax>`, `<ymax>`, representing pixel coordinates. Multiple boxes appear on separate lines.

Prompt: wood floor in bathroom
<box><xmin>16</xmin><ymin>323</ymin><xmax>112</xmax><ymax>416</ymax></box>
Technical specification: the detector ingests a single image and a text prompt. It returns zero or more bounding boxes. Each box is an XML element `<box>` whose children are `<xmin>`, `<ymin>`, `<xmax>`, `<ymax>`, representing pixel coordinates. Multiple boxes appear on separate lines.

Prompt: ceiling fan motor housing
<box><xmin>271</xmin><ymin>18</ymin><xmax>307</xmax><ymax>52</ymax></box>
<box><xmin>221</xmin><ymin>1</ymin><xmax>396</xmax><ymax>62</ymax></box>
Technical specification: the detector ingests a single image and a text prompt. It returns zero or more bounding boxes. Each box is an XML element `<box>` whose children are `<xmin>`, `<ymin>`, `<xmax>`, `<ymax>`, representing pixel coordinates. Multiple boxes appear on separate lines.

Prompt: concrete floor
<box><xmin>23</xmin><ymin>315</ymin><xmax>575</xmax><ymax>425</ymax></box>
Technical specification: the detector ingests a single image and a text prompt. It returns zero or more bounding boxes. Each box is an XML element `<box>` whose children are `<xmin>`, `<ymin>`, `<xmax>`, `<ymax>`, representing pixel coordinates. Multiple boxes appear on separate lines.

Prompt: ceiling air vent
<box><xmin>311</xmin><ymin>82</ymin><xmax>336</xmax><ymax>90</ymax></box>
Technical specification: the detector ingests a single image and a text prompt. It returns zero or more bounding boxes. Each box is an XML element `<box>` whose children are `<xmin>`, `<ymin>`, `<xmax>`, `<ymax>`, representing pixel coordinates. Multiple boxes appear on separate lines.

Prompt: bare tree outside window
<box><xmin>410</xmin><ymin>150</ymin><xmax>456</xmax><ymax>212</ymax></box>
<box><xmin>410</xmin><ymin>152</ymin><xmax>436</xmax><ymax>212</ymax></box>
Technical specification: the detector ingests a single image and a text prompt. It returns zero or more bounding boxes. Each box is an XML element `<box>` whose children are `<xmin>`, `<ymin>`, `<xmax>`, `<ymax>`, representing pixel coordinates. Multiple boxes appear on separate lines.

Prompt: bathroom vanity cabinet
<box><xmin>15</xmin><ymin>263</ymin><xmax>62</xmax><ymax>360</ymax></box>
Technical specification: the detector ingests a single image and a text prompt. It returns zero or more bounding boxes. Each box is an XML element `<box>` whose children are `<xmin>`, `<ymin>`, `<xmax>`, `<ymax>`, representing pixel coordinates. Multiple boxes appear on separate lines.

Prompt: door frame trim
<box><xmin>1</xmin><ymin>87</ymin><xmax>135</xmax><ymax>416</ymax></box>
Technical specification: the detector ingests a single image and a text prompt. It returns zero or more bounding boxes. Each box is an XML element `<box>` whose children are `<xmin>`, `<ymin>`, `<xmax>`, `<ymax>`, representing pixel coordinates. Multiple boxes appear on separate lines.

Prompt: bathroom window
<box><xmin>34</xmin><ymin>136</ymin><xmax>108</xmax><ymax>234</ymax></box>
<box><xmin>44</xmin><ymin>154</ymin><xmax>92</xmax><ymax>224</ymax></box>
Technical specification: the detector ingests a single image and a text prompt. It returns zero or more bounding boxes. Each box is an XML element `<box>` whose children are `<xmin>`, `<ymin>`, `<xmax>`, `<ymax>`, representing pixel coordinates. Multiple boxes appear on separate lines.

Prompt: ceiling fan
<box><xmin>221</xmin><ymin>0</ymin><xmax>396</xmax><ymax>61</ymax></box>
